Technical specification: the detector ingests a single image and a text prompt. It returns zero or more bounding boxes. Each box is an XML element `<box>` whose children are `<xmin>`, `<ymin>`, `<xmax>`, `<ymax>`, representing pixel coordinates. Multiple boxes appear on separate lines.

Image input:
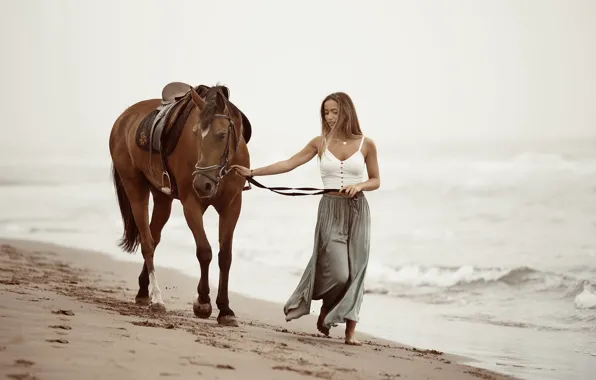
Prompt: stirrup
<box><xmin>160</xmin><ymin>171</ymin><xmax>172</xmax><ymax>195</ymax></box>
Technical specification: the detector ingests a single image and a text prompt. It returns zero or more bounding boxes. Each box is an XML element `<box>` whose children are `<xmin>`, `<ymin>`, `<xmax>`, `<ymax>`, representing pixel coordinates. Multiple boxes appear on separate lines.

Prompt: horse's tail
<box><xmin>111</xmin><ymin>164</ymin><xmax>140</xmax><ymax>253</ymax></box>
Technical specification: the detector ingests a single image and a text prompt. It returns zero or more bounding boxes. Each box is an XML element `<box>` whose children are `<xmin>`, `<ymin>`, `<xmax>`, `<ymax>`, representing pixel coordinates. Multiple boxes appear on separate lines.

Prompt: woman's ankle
<box><xmin>344</xmin><ymin>321</ymin><xmax>362</xmax><ymax>346</ymax></box>
<box><xmin>345</xmin><ymin>319</ymin><xmax>357</xmax><ymax>335</ymax></box>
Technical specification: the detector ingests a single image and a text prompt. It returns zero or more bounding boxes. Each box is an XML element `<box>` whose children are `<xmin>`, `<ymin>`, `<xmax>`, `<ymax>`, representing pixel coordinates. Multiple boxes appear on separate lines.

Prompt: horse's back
<box><xmin>110</xmin><ymin>98</ymin><xmax>162</xmax><ymax>172</ymax></box>
<box><xmin>112</xmin><ymin>99</ymin><xmax>160</xmax><ymax>133</ymax></box>
<box><xmin>110</xmin><ymin>99</ymin><xmax>160</xmax><ymax>148</ymax></box>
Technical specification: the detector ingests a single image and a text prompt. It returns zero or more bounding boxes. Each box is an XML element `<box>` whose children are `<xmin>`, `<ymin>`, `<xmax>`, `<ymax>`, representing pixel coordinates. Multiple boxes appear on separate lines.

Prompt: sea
<box><xmin>1</xmin><ymin>137</ymin><xmax>594</xmax><ymax>380</ymax></box>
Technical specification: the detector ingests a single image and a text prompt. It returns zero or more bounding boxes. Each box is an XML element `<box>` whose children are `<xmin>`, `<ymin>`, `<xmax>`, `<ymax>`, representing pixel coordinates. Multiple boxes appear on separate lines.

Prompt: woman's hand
<box><xmin>340</xmin><ymin>184</ymin><xmax>363</xmax><ymax>198</ymax></box>
<box><xmin>230</xmin><ymin>165</ymin><xmax>252</xmax><ymax>177</ymax></box>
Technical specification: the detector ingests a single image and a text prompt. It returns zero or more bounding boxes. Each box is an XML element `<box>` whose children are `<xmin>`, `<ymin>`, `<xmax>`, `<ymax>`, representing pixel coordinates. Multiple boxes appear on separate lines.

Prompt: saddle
<box><xmin>161</xmin><ymin>82</ymin><xmax>210</xmax><ymax>106</ymax></box>
<box><xmin>135</xmin><ymin>82</ymin><xmax>197</xmax><ymax>196</ymax></box>
<box><xmin>161</xmin><ymin>81</ymin><xmax>191</xmax><ymax>104</ymax></box>
<box><xmin>134</xmin><ymin>82</ymin><xmax>252</xmax><ymax>199</ymax></box>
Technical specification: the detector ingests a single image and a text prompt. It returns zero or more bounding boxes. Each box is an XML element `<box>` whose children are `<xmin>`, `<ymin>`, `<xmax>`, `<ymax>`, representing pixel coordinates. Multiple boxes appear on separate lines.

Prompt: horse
<box><xmin>108</xmin><ymin>82</ymin><xmax>251</xmax><ymax>326</ymax></box>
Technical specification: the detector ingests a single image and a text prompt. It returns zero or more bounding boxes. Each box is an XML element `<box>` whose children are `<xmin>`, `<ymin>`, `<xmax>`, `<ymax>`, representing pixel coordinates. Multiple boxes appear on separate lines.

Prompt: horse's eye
<box><xmin>216</xmin><ymin>132</ymin><xmax>226</xmax><ymax>140</ymax></box>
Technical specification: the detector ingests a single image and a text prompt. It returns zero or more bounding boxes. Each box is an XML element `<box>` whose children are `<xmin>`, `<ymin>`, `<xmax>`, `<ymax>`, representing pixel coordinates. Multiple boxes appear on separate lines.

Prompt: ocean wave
<box><xmin>365</xmin><ymin>264</ymin><xmax>569</xmax><ymax>290</ymax></box>
<box><xmin>569</xmin><ymin>280</ymin><xmax>596</xmax><ymax>309</ymax></box>
<box><xmin>444</xmin><ymin>314</ymin><xmax>596</xmax><ymax>334</ymax></box>
<box><xmin>443</xmin><ymin>315</ymin><xmax>568</xmax><ymax>332</ymax></box>
<box><xmin>364</xmin><ymin>264</ymin><xmax>596</xmax><ymax>313</ymax></box>
<box><xmin>564</xmin><ymin>313</ymin><xmax>596</xmax><ymax>324</ymax></box>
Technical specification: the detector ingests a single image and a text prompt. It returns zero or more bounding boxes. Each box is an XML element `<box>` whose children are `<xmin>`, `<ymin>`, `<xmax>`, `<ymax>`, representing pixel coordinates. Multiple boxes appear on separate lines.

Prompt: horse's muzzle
<box><xmin>193</xmin><ymin>172</ymin><xmax>219</xmax><ymax>198</ymax></box>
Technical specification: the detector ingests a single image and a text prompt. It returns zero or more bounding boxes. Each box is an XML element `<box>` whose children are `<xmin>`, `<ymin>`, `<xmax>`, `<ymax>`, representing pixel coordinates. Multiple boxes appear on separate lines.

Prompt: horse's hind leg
<box><xmin>119</xmin><ymin>172</ymin><xmax>166</xmax><ymax>312</ymax></box>
<box><xmin>135</xmin><ymin>189</ymin><xmax>173</xmax><ymax>305</ymax></box>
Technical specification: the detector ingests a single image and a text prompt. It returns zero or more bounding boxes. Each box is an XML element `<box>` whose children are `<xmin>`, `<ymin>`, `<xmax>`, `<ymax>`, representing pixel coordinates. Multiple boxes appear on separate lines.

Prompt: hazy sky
<box><xmin>1</xmin><ymin>0</ymin><xmax>595</xmax><ymax>164</ymax></box>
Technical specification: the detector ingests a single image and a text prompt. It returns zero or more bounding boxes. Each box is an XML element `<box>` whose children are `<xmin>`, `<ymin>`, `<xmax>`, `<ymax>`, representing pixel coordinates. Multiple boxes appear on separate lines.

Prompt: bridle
<box><xmin>192</xmin><ymin>111</ymin><xmax>239</xmax><ymax>198</ymax></box>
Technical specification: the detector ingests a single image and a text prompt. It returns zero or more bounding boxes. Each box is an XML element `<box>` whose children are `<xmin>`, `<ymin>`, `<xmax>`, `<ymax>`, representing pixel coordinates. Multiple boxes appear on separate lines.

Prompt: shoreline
<box><xmin>0</xmin><ymin>237</ymin><xmax>518</xmax><ymax>380</ymax></box>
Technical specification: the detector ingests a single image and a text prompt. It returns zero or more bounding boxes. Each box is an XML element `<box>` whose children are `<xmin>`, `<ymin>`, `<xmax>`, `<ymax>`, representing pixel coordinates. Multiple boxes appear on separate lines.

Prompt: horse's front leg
<box><xmin>214</xmin><ymin>194</ymin><xmax>242</xmax><ymax>326</ymax></box>
<box><xmin>182</xmin><ymin>196</ymin><xmax>213</xmax><ymax>319</ymax></box>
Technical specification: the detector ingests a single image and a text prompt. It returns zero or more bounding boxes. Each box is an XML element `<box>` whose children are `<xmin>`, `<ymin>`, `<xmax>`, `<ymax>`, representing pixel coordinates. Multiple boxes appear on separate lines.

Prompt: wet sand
<box><xmin>0</xmin><ymin>238</ymin><xmax>518</xmax><ymax>380</ymax></box>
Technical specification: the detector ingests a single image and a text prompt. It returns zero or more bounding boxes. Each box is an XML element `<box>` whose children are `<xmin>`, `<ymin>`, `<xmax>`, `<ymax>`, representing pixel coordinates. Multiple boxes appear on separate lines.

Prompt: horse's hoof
<box><xmin>217</xmin><ymin>315</ymin><xmax>239</xmax><ymax>327</ymax></box>
<box><xmin>149</xmin><ymin>302</ymin><xmax>166</xmax><ymax>313</ymax></box>
<box><xmin>193</xmin><ymin>300</ymin><xmax>212</xmax><ymax>319</ymax></box>
<box><xmin>135</xmin><ymin>296</ymin><xmax>150</xmax><ymax>306</ymax></box>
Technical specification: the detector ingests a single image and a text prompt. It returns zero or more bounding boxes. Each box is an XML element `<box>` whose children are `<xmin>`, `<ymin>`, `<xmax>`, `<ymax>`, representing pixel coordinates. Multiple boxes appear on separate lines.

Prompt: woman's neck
<box><xmin>327</xmin><ymin>130</ymin><xmax>357</xmax><ymax>142</ymax></box>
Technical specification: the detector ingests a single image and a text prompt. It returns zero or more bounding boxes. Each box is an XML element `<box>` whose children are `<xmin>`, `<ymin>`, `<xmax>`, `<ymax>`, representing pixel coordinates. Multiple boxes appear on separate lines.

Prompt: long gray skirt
<box><xmin>283</xmin><ymin>193</ymin><xmax>371</xmax><ymax>330</ymax></box>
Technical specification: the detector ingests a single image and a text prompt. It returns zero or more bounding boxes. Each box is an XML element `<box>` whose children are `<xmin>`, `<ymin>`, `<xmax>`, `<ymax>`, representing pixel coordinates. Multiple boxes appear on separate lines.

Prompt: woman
<box><xmin>231</xmin><ymin>92</ymin><xmax>380</xmax><ymax>345</ymax></box>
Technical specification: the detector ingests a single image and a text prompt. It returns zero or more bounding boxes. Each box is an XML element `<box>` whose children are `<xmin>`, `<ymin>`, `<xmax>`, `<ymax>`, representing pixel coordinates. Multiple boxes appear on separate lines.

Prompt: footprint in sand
<box><xmin>49</xmin><ymin>325</ymin><xmax>72</xmax><ymax>330</ymax></box>
<box><xmin>52</xmin><ymin>309</ymin><xmax>75</xmax><ymax>316</ymax></box>
<box><xmin>322</xmin><ymin>364</ymin><xmax>357</xmax><ymax>373</ymax></box>
<box><xmin>464</xmin><ymin>370</ymin><xmax>497</xmax><ymax>380</ymax></box>
<box><xmin>380</xmin><ymin>372</ymin><xmax>402</xmax><ymax>379</ymax></box>
<box><xmin>14</xmin><ymin>359</ymin><xmax>35</xmax><ymax>368</ymax></box>
<box><xmin>272</xmin><ymin>365</ymin><xmax>332</xmax><ymax>379</ymax></box>
<box><xmin>6</xmin><ymin>373</ymin><xmax>39</xmax><ymax>380</ymax></box>
<box><xmin>216</xmin><ymin>364</ymin><xmax>235</xmax><ymax>370</ymax></box>
<box><xmin>46</xmin><ymin>339</ymin><xmax>69</xmax><ymax>344</ymax></box>
<box><xmin>296</xmin><ymin>337</ymin><xmax>317</xmax><ymax>346</ymax></box>
<box><xmin>182</xmin><ymin>357</ymin><xmax>235</xmax><ymax>370</ymax></box>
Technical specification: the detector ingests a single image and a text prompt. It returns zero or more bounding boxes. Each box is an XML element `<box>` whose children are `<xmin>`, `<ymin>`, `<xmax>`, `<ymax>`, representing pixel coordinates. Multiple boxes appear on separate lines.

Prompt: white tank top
<box><xmin>319</xmin><ymin>136</ymin><xmax>366</xmax><ymax>189</ymax></box>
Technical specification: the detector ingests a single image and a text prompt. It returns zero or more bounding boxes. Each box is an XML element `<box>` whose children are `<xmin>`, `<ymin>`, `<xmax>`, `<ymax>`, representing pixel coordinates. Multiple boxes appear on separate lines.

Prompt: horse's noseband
<box><xmin>192</xmin><ymin>113</ymin><xmax>238</xmax><ymax>197</ymax></box>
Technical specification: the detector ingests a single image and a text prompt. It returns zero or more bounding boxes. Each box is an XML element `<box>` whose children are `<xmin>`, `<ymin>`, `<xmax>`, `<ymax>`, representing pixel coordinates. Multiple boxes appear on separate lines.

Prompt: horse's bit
<box><xmin>192</xmin><ymin>113</ymin><xmax>238</xmax><ymax>197</ymax></box>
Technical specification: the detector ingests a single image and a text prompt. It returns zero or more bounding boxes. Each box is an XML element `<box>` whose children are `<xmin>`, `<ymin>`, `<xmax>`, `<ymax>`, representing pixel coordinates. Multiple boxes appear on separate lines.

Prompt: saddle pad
<box><xmin>135</xmin><ymin>96</ymin><xmax>194</xmax><ymax>157</ymax></box>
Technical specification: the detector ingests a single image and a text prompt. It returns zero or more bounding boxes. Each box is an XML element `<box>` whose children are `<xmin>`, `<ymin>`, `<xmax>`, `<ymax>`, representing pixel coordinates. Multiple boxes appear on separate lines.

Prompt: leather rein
<box><xmin>244</xmin><ymin>176</ymin><xmax>339</xmax><ymax>196</ymax></box>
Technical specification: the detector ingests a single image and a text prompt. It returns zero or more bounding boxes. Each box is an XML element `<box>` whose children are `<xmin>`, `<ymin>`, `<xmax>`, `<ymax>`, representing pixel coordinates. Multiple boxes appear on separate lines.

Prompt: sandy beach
<box><xmin>0</xmin><ymin>238</ymin><xmax>519</xmax><ymax>380</ymax></box>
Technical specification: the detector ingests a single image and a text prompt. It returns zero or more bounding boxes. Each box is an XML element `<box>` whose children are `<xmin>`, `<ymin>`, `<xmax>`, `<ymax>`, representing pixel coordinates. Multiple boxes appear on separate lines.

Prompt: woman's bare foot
<box><xmin>317</xmin><ymin>307</ymin><xmax>330</xmax><ymax>336</ymax></box>
<box><xmin>345</xmin><ymin>319</ymin><xmax>361</xmax><ymax>345</ymax></box>
<box><xmin>345</xmin><ymin>336</ymin><xmax>362</xmax><ymax>346</ymax></box>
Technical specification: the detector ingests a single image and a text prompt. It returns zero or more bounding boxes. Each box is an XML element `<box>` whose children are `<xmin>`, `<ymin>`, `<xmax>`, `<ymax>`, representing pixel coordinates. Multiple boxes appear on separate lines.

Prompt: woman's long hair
<box><xmin>318</xmin><ymin>92</ymin><xmax>363</xmax><ymax>157</ymax></box>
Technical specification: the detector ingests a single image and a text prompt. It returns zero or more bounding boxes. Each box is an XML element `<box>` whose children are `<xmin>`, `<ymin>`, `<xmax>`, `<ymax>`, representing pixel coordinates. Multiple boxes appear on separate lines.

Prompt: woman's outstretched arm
<box><xmin>231</xmin><ymin>136</ymin><xmax>321</xmax><ymax>177</ymax></box>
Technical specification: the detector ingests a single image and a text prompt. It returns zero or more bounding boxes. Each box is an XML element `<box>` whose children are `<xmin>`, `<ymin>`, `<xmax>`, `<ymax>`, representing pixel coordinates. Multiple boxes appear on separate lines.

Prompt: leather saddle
<box><xmin>150</xmin><ymin>82</ymin><xmax>206</xmax><ymax>152</ymax></box>
<box><xmin>161</xmin><ymin>81</ymin><xmax>198</xmax><ymax>105</ymax></box>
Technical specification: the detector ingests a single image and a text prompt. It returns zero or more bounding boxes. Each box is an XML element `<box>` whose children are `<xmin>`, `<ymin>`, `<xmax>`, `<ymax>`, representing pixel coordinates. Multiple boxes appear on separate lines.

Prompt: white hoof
<box><xmin>149</xmin><ymin>302</ymin><xmax>166</xmax><ymax>312</ymax></box>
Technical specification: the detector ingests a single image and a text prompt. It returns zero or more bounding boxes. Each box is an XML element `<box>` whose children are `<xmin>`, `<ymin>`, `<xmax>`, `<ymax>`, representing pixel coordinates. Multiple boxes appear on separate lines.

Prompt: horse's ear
<box><xmin>221</xmin><ymin>86</ymin><xmax>230</xmax><ymax>99</ymax></box>
<box><xmin>190</xmin><ymin>86</ymin><xmax>205</xmax><ymax>110</ymax></box>
<box><xmin>215</xmin><ymin>90</ymin><xmax>227</xmax><ymax>112</ymax></box>
<box><xmin>196</xmin><ymin>85</ymin><xmax>210</xmax><ymax>97</ymax></box>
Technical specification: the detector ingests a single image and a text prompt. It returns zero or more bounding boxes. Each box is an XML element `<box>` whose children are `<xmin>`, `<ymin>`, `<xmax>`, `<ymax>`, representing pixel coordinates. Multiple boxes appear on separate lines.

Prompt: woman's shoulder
<box><xmin>361</xmin><ymin>135</ymin><xmax>376</xmax><ymax>148</ymax></box>
<box><xmin>307</xmin><ymin>135</ymin><xmax>324</xmax><ymax>147</ymax></box>
<box><xmin>361</xmin><ymin>135</ymin><xmax>377</xmax><ymax>156</ymax></box>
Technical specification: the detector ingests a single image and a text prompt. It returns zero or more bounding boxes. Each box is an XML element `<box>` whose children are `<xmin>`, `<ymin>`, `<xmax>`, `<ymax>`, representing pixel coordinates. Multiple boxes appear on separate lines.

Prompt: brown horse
<box><xmin>108</xmin><ymin>83</ymin><xmax>251</xmax><ymax>326</ymax></box>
